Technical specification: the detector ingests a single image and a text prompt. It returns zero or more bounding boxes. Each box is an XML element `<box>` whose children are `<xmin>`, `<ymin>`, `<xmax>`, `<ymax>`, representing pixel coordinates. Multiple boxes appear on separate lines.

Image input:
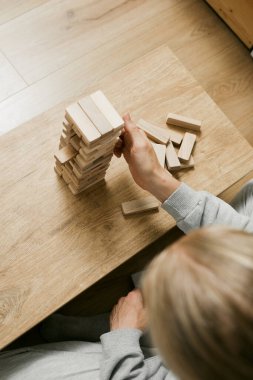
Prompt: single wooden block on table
<box><xmin>137</xmin><ymin>119</ymin><xmax>169</xmax><ymax>145</ymax></box>
<box><xmin>65</xmin><ymin>103</ymin><xmax>101</xmax><ymax>145</ymax></box>
<box><xmin>54</xmin><ymin>145</ymin><xmax>77</xmax><ymax>164</ymax></box>
<box><xmin>165</xmin><ymin>141</ymin><xmax>181</xmax><ymax>170</ymax></box>
<box><xmin>121</xmin><ymin>196</ymin><xmax>160</xmax><ymax>216</ymax></box>
<box><xmin>79</xmin><ymin>96</ymin><xmax>113</xmax><ymax>136</ymax></box>
<box><xmin>151</xmin><ymin>142</ymin><xmax>166</xmax><ymax>167</ymax></box>
<box><xmin>166</xmin><ymin>113</ymin><xmax>202</xmax><ymax>132</ymax></box>
<box><xmin>178</xmin><ymin>132</ymin><xmax>196</xmax><ymax>162</ymax></box>
<box><xmin>91</xmin><ymin>90</ymin><xmax>124</xmax><ymax>132</ymax></box>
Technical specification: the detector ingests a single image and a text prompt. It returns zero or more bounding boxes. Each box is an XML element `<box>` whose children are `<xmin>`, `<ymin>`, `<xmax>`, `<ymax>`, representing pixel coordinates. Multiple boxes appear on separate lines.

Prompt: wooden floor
<box><xmin>0</xmin><ymin>0</ymin><xmax>253</xmax><ymax>144</ymax></box>
<box><xmin>2</xmin><ymin>0</ymin><xmax>253</xmax><ymax>348</ymax></box>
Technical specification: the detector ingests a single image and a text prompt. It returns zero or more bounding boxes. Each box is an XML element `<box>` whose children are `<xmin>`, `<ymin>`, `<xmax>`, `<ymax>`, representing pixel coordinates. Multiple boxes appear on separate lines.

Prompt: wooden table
<box><xmin>1</xmin><ymin>46</ymin><xmax>253</xmax><ymax>350</ymax></box>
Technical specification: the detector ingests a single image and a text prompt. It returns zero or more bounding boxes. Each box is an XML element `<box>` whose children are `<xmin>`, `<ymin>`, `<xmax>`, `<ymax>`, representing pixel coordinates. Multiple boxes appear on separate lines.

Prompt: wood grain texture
<box><xmin>78</xmin><ymin>96</ymin><xmax>113</xmax><ymax>136</ymax></box>
<box><xmin>0</xmin><ymin>0</ymin><xmax>47</xmax><ymax>25</ymax></box>
<box><xmin>206</xmin><ymin>0</ymin><xmax>253</xmax><ymax>48</ymax></box>
<box><xmin>137</xmin><ymin>119</ymin><xmax>169</xmax><ymax>145</ymax></box>
<box><xmin>121</xmin><ymin>197</ymin><xmax>160</xmax><ymax>216</ymax></box>
<box><xmin>178</xmin><ymin>132</ymin><xmax>197</xmax><ymax>162</ymax></box>
<box><xmin>0</xmin><ymin>0</ymin><xmax>172</xmax><ymax>84</ymax></box>
<box><xmin>166</xmin><ymin>112</ymin><xmax>202</xmax><ymax>132</ymax></box>
<box><xmin>0</xmin><ymin>51</ymin><xmax>26</xmax><ymax>102</ymax></box>
<box><xmin>1</xmin><ymin>46</ymin><xmax>253</xmax><ymax>349</ymax></box>
<box><xmin>151</xmin><ymin>142</ymin><xmax>166</xmax><ymax>168</ymax></box>
<box><xmin>0</xmin><ymin>0</ymin><xmax>253</xmax><ymax>147</ymax></box>
<box><xmin>165</xmin><ymin>141</ymin><xmax>181</xmax><ymax>169</ymax></box>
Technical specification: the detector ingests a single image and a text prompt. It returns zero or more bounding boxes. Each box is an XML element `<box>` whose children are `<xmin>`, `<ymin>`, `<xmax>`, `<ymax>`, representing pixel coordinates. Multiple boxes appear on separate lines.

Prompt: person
<box><xmin>1</xmin><ymin>114</ymin><xmax>253</xmax><ymax>380</ymax></box>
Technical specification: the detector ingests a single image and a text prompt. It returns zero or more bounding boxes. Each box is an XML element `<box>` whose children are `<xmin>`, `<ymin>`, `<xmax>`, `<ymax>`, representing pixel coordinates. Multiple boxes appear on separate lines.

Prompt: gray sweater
<box><xmin>100</xmin><ymin>183</ymin><xmax>253</xmax><ymax>380</ymax></box>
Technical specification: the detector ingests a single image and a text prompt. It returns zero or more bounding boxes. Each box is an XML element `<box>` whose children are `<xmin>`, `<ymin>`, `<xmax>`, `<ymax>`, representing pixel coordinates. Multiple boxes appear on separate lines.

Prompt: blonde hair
<box><xmin>142</xmin><ymin>227</ymin><xmax>253</xmax><ymax>380</ymax></box>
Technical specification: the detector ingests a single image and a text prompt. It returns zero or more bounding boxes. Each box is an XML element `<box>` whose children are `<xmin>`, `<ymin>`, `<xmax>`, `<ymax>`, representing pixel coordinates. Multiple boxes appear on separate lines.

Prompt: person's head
<box><xmin>142</xmin><ymin>227</ymin><xmax>253</xmax><ymax>380</ymax></box>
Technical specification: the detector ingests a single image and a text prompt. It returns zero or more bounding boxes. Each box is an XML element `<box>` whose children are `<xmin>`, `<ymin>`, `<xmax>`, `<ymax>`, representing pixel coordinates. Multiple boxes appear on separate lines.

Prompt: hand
<box><xmin>114</xmin><ymin>113</ymin><xmax>180</xmax><ymax>202</ymax></box>
<box><xmin>110</xmin><ymin>289</ymin><xmax>147</xmax><ymax>332</ymax></box>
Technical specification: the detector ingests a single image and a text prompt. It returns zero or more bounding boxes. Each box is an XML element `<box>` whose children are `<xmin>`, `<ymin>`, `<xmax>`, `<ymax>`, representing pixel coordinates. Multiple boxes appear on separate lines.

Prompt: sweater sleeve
<box><xmin>162</xmin><ymin>183</ymin><xmax>253</xmax><ymax>233</ymax></box>
<box><xmin>100</xmin><ymin>329</ymin><xmax>172</xmax><ymax>380</ymax></box>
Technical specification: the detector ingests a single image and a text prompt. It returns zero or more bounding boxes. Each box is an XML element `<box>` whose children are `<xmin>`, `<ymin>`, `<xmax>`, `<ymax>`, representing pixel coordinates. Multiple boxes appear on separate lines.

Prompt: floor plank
<box><xmin>0</xmin><ymin>51</ymin><xmax>26</xmax><ymax>102</ymax></box>
<box><xmin>0</xmin><ymin>0</ymin><xmax>176</xmax><ymax>84</ymax></box>
<box><xmin>0</xmin><ymin>0</ymin><xmax>252</xmax><ymax>145</ymax></box>
<box><xmin>0</xmin><ymin>0</ymin><xmax>48</xmax><ymax>25</ymax></box>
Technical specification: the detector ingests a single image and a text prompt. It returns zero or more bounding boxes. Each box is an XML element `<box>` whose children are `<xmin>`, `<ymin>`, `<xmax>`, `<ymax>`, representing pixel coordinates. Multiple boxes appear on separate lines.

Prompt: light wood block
<box><xmin>178</xmin><ymin>132</ymin><xmax>196</xmax><ymax>162</ymax></box>
<box><xmin>165</xmin><ymin>141</ymin><xmax>181</xmax><ymax>170</ymax></box>
<box><xmin>66</xmin><ymin>103</ymin><xmax>101</xmax><ymax>145</ymax></box>
<box><xmin>70</xmin><ymin>135</ymin><xmax>81</xmax><ymax>151</ymax></box>
<box><xmin>54</xmin><ymin>145</ymin><xmax>77</xmax><ymax>164</ymax></box>
<box><xmin>137</xmin><ymin>119</ymin><xmax>169</xmax><ymax>145</ymax></box>
<box><xmin>91</xmin><ymin>90</ymin><xmax>124</xmax><ymax>132</ymax></box>
<box><xmin>54</xmin><ymin>165</ymin><xmax>62</xmax><ymax>177</ymax></box>
<box><xmin>166</xmin><ymin>127</ymin><xmax>183</xmax><ymax>145</ymax></box>
<box><xmin>166</xmin><ymin>112</ymin><xmax>202</xmax><ymax>132</ymax></box>
<box><xmin>79</xmin><ymin>95</ymin><xmax>113</xmax><ymax>136</ymax></box>
<box><xmin>151</xmin><ymin>142</ymin><xmax>166</xmax><ymax>167</ymax></box>
<box><xmin>170</xmin><ymin>155</ymin><xmax>195</xmax><ymax>171</ymax></box>
<box><xmin>121</xmin><ymin>196</ymin><xmax>160</xmax><ymax>215</ymax></box>
<box><xmin>69</xmin><ymin>176</ymin><xmax>105</xmax><ymax>195</ymax></box>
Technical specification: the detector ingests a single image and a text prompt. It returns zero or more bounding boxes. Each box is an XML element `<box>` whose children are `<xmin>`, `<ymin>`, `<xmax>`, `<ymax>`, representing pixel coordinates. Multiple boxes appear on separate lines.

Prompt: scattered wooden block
<box><xmin>91</xmin><ymin>90</ymin><xmax>124</xmax><ymax>132</ymax></box>
<box><xmin>170</xmin><ymin>155</ymin><xmax>195</xmax><ymax>171</ymax></box>
<box><xmin>54</xmin><ymin>145</ymin><xmax>77</xmax><ymax>164</ymax></box>
<box><xmin>137</xmin><ymin>119</ymin><xmax>169</xmax><ymax>145</ymax></box>
<box><xmin>166</xmin><ymin>113</ymin><xmax>202</xmax><ymax>132</ymax></box>
<box><xmin>66</xmin><ymin>103</ymin><xmax>101</xmax><ymax>145</ymax></box>
<box><xmin>121</xmin><ymin>196</ymin><xmax>160</xmax><ymax>216</ymax></box>
<box><xmin>165</xmin><ymin>141</ymin><xmax>181</xmax><ymax>170</ymax></box>
<box><xmin>178</xmin><ymin>132</ymin><xmax>196</xmax><ymax>162</ymax></box>
<box><xmin>166</xmin><ymin>127</ymin><xmax>183</xmax><ymax>145</ymax></box>
<box><xmin>151</xmin><ymin>142</ymin><xmax>166</xmax><ymax>167</ymax></box>
<box><xmin>79</xmin><ymin>96</ymin><xmax>113</xmax><ymax>136</ymax></box>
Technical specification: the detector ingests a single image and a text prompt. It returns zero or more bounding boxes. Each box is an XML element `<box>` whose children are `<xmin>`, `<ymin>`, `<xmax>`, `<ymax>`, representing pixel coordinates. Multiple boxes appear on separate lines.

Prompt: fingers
<box><xmin>113</xmin><ymin>137</ymin><xmax>123</xmax><ymax>158</ymax></box>
<box><xmin>123</xmin><ymin>113</ymin><xmax>149</xmax><ymax>148</ymax></box>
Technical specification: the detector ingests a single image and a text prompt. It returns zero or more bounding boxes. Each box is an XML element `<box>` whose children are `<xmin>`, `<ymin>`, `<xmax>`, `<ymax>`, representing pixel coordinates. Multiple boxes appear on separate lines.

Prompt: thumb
<box><xmin>123</xmin><ymin>113</ymin><xmax>145</xmax><ymax>146</ymax></box>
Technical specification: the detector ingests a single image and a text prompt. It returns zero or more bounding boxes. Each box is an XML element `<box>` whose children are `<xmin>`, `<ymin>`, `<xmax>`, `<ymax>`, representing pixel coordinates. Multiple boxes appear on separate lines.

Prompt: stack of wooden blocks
<box><xmin>121</xmin><ymin>113</ymin><xmax>201</xmax><ymax>215</ymax></box>
<box><xmin>54</xmin><ymin>90</ymin><xmax>124</xmax><ymax>195</ymax></box>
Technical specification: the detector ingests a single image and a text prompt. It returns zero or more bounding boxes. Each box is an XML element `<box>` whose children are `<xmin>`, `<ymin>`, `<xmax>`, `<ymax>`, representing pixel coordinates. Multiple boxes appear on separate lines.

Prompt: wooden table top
<box><xmin>1</xmin><ymin>46</ymin><xmax>253</xmax><ymax>349</ymax></box>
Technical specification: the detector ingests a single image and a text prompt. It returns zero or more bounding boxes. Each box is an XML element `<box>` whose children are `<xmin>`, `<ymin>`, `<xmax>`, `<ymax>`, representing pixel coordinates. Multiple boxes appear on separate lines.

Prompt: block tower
<box><xmin>54</xmin><ymin>90</ymin><xmax>124</xmax><ymax>194</ymax></box>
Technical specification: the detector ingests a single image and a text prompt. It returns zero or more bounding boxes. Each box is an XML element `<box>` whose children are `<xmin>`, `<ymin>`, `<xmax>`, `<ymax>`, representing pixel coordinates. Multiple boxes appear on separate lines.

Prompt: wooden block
<box><xmin>54</xmin><ymin>166</ymin><xmax>62</xmax><ymax>177</ymax></box>
<box><xmin>166</xmin><ymin>127</ymin><xmax>183</xmax><ymax>145</ymax></box>
<box><xmin>79</xmin><ymin>96</ymin><xmax>113</xmax><ymax>136</ymax></box>
<box><xmin>137</xmin><ymin>119</ymin><xmax>169</xmax><ymax>145</ymax></box>
<box><xmin>70</xmin><ymin>135</ymin><xmax>81</xmax><ymax>151</ymax></box>
<box><xmin>75</xmin><ymin>152</ymin><xmax>112</xmax><ymax>171</ymax></box>
<box><xmin>60</xmin><ymin>134</ymin><xmax>67</xmax><ymax>148</ymax></box>
<box><xmin>90</xmin><ymin>90</ymin><xmax>124</xmax><ymax>132</ymax></box>
<box><xmin>151</xmin><ymin>142</ymin><xmax>166</xmax><ymax>167</ymax></box>
<box><xmin>170</xmin><ymin>155</ymin><xmax>195</xmax><ymax>171</ymax></box>
<box><xmin>65</xmin><ymin>103</ymin><xmax>101</xmax><ymax>145</ymax></box>
<box><xmin>178</xmin><ymin>132</ymin><xmax>196</xmax><ymax>162</ymax></box>
<box><xmin>69</xmin><ymin>176</ymin><xmax>105</xmax><ymax>195</ymax></box>
<box><xmin>166</xmin><ymin>113</ymin><xmax>202</xmax><ymax>132</ymax></box>
<box><xmin>62</xmin><ymin>167</ymin><xmax>72</xmax><ymax>185</ymax></box>
<box><xmin>54</xmin><ymin>145</ymin><xmax>77</xmax><ymax>164</ymax></box>
<box><xmin>121</xmin><ymin>196</ymin><xmax>160</xmax><ymax>216</ymax></box>
<box><xmin>165</xmin><ymin>141</ymin><xmax>181</xmax><ymax>170</ymax></box>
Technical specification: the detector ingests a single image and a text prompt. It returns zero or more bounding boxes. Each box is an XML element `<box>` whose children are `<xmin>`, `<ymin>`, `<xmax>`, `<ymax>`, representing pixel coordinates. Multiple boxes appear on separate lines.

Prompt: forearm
<box><xmin>145</xmin><ymin>167</ymin><xmax>180</xmax><ymax>203</ymax></box>
<box><xmin>100</xmin><ymin>329</ymin><xmax>169</xmax><ymax>380</ymax></box>
<box><xmin>162</xmin><ymin>183</ymin><xmax>253</xmax><ymax>233</ymax></box>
